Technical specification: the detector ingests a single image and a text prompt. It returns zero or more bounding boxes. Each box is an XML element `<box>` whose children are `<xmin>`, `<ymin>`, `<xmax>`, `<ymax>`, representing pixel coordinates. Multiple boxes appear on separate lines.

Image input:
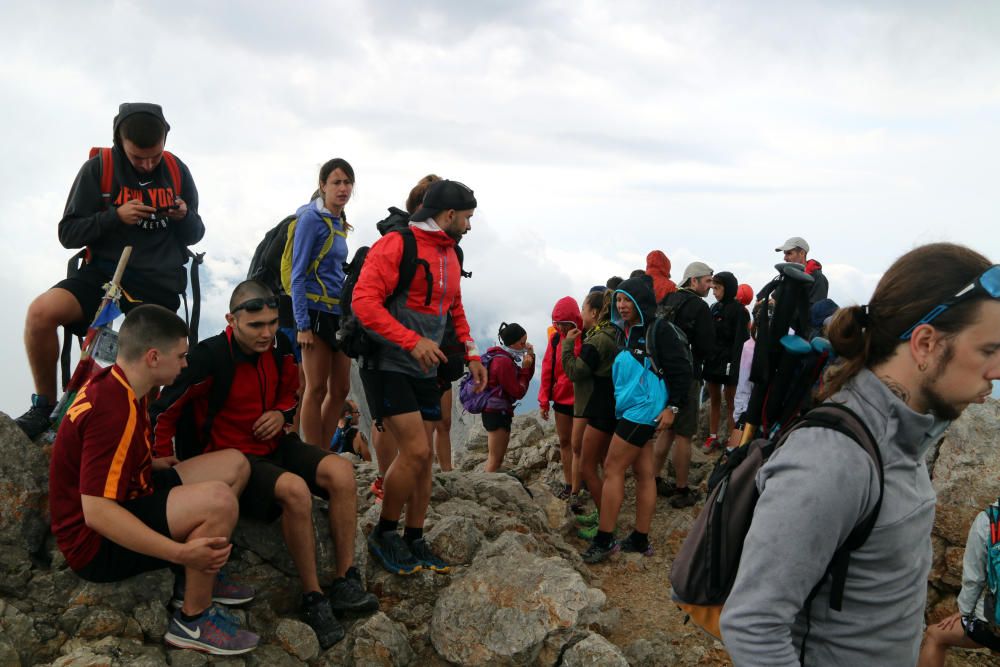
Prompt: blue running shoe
<box><xmin>368</xmin><ymin>530</ymin><xmax>421</xmax><ymax>575</ymax></box>
<box><xmin>408</xmin><ymin>538</ymin><xmax>451</xmax><ymax>574</ymax></box>
<box><xmin>164</xmin><ymin>605</ymin><xmax>259</xmax><ymax>655</ymax></box>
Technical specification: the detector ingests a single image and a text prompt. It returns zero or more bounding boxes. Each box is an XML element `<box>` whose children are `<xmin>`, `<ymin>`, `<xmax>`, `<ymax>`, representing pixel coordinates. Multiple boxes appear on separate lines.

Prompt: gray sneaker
<box><xmin>328</xmin><ymin>567</ymin><xmax>379</xmax><ymax>614</ymax></box>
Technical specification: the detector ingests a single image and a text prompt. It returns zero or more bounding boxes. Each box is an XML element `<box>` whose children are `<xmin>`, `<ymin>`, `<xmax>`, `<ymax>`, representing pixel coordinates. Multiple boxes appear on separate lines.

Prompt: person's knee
<box><xmin>217</xmin><ymin>450</ymin><xmax>250</xmax><ymax>486</ymax></box>
<box><xmin>302</xmin><ymin>382</ymin><xmax>328</xmax><ymax>403</ymax></box>
<box><xmin>275</xmin><ymin>475</ymin><xmax>313</xmax><ymax>513</ymax></box>
<box><xmin>201</xmin><ymin>481</ymin><xmax>239</xmax><ymax>523</ymax></box>
<box><xmin>318</xmin><ymin>455</ymin><xmax>354</xmax><ymax>494</ymax></box>
<box><xmin>26</xmin><ymin>291</ymin><xmax>74</xmax><ymax>332</ymax></box>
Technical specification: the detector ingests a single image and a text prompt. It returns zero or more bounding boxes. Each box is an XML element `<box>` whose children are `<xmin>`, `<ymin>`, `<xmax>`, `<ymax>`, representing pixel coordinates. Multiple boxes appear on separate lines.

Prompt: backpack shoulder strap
<box><xmin>455</xmin><ymin>243</ymin><xmax>471</xmax><ymax>278</ymax></box>
<box><xmin>201</xmin><ymin>335</ymin><xmax>236</xmax><ymax>443</ymax></box>
<box><xmin>988</xmin><ymin>501</ymin><xmax>1000</xmax><ymax>546</ymax></box>
<box><xmin>161</xmin><ymin>151</ymin><xmax>182</xmax><ymax>197</ymax></box>
<box><xmin>388</xmin><ymin>228</ymin><xmax>432</xmax><ymax>307</ymax></box>
<box><xmin>91</xmin><ymin>147</ymin><xmax>114</xmax><ymax>207</ymax></box>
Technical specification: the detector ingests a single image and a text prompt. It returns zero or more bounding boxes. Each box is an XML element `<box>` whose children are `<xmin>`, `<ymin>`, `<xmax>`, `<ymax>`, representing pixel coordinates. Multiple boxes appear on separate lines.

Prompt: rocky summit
<box><xmin>1</xmin><ymin>396</ymin><xmax>999</xmax><ymax>666</ymax></box>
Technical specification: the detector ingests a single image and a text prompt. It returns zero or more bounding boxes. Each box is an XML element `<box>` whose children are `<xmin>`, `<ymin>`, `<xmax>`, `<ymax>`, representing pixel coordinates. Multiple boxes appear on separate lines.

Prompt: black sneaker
<box><xmin>300</xmin><ymin>592</ymin><xmax>345</xmax><ymax>649</ymax></box>
<box><xmin>670</xmin><ymin>487</ymin><xmax>700</xmax><ymax>508</ymax></box>
<box><xmin>408</xmin><ymin>538</ymin><xmax>451</xmax><ymax>574</ymax></box>
<box><xmin>620</xmin><ymin>533</ymin><xmax>654</xmax><ymax>557</ymax></box>
<box><xmin>15</xmin><ymin>394</ymin><xmax>53</xmax><ymax>440</ymax></box>
<box><xmin>368</xmin><ymin>530</ymin><xmax>421</xmax><ymax>575</ymax></box>
<box><xmin>328</xmin><ymin>567</ymin><xmax>379</xmax><ymax>614</ymax></box>
<box><xmin>582</xmin><ymin>539</ymin><xmax>620</xmax><ymax>564</ymax></box>
<box><xmin>655</xmin><ymin>477</ymin><xmax>677</xmax><ymax>497</ymax></box>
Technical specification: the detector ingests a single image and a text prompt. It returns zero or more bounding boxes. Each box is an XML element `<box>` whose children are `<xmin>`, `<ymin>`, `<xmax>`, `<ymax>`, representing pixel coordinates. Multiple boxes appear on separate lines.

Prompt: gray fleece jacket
<box><xmin>957</xmin><ymin>503</ymin><xmax>999</xmax><ymax>622</ymax></box>
<box><xmin>720</xmin><ymin>368</ymin><xmax>950</xmax><ymax>666</ymax></box>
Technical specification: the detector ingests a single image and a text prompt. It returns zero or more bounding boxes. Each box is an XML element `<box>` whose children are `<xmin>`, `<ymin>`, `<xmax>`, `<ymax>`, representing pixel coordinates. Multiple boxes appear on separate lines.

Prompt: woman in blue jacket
<box><xmin>583</xmin><ymin>275</ymin><xmax>692</xmax><ymax>564</ymax></box>
<box><xmin>291</xmin><ymin>158</ymin><xmax>354</xmax><ymax>449</ymax></box>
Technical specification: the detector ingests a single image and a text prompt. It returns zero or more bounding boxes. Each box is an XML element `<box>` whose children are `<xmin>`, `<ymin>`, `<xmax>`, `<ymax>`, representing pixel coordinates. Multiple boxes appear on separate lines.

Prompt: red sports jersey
<box><xmin>49</xmin><ymin>364</ymin><xmax>154</xmax><ymax>571</ymax></box>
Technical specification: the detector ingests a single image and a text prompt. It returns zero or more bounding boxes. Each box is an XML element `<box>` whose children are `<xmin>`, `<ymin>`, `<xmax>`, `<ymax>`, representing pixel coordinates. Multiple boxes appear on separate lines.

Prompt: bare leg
<box><xmin>917</xmin><ymin>613</ymin><xmax>981</xmax><ymax>667</ymax></box>
<box><xmin>320</xmin><ymin>350</ymin><xmax>351</xmax><ymax>448</ymax></box>
<box><xmin>380</xmin><ymin>412</ymin><xmax>433</xmax><ymax>526</ymax></box>
<box><xmin>570</xmin><ymin>417</ymin><xmax>586</xmax><ymax>493</ymax></box>
<box><xmin>316</xmin><ymin>454</ymin><xmax>357</xmax><ymax>578</ymax></box>
<box><xmin>433</xmin><ymin>390</ymin><xmax>453</xmax><ymax>472</ymax></box>
<box><xmin>165</xmin><ymin>481</ymin><xmax>240</xmax><ymax>615</ymax></box>
<box><xmin>300</xmin><ymin>338</ymin><xmax>332</xmax><ymax>448</ymax></box>
<box><xmin>633</xmin><ymin>441</ymin><xmax>657</xmax><ymax>533</ymax></box>
<box><xmin>597</xmin><ymin>437</ymin><xmax>642</xmax><ymax>533</ymax></box>
<box><xmin>273</xmin><ymin>473</ymin><xmax>322</xmax><ymax>593</ymax></box>
<box><xmin>554</xmin><ymin>411</ymin><xmax>573</xmax><ymax>486</ymax></box>
<box><xmin>653</xmin><ymin>428</ymin><xmax>673</xmax><ymax>478</ymax></box>
<box><xmin>707</xmin><ymin>382</ymin><xmax>721</xmax><ymax>438</ymax></box>
<box><xmin>173</xmin><ymin>449</ymin><xmax>251</xmax><ymax>494</ymax></box>
<box><xmin>724</xmin><ymin>384</ymin><xmax>737</xmax><ymax>434</ymax></box>
<box><xmin>485</xmin><ymin>427</ymin><xmax>511</xmax><ymax>473</ymax></box>
<box><xmin>24</xmin><ymin>288</ymin><xmax>83</xmax><ymax>402</ymax></box>
<box><xmin>580</xmin><ymin>426</ymin><xmax>612</xmax><ymax>510</ymax></box>
<box><xmin>672</xmin><ymin>435</ymin><xmax>693</xmax><ymax>488</ymax></box>
<box><xmin>371</xmin><ymin>428</ymin><xmax>397</xmax><ymax>477</ymax></box>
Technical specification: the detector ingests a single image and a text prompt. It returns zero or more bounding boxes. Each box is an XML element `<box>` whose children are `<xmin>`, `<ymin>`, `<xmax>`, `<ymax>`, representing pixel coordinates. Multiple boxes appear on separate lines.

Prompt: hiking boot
<box><xmin>577</xmin><ymin>524</ymin><xmax>599</xmax><ymax>540</ymax></box>
<box><xmin>171</xmin><ymin>571</ymin><xmax>255</xmax><ymax>609</ymax></box>
<box><xmin>582</xmin><ymin>539</ymin><xmax>620</xmax><ymax>564</ymax></box>
<box><xmin>368</xmin><ymin>530</ymin><xmax>421</xmax><ymax>575</ymax></box>
<box><xmin>655</xmin><ymin>477</ymin><xmax>677</xmax><ymax>497</ymax></box>
<box><xmin>408</xmin><ymin>538</ymin><xmax>451</xmax><ymax>574</ymax></box>
<box><xmin>620</xmin><ymin>533</ymin><xmax>654</xmax><ymax>557</ymax></box>
<box><xmin>328</xmin><ymin>567</ymin><xmax>379</xmax><ymax>614</ymax></box>
<box><xmin>370</xmin><ymin>476</ymin><xmax>385</xmax><ymax>502</ymax></box>
<box><xmin>574</xmin><ymin>510</ymin><xmax>599</xmax><ymax>527</ymax></box>
<box><xmin>670</xmin><ymin>487</ymin><xmax>700</xmax><ymax>509</ymax></box>
<box><xmin>300</xmin><ymin>592</ymin><xmax>345</xmax><ymax>649</ymax></box>
<box><xmin>702</xmin><ymin>436</ymin><xmax>721</xmax><ymax>454</ymax></box>
<box><xmin>164</xmin><ymin>605</ymin><xmax>259</xmax><ymax>655</ymax></box>
<box><xmin>15</xmin><ymin>394</ymin><xmax>53</xmax><ymax>440</ymax></box>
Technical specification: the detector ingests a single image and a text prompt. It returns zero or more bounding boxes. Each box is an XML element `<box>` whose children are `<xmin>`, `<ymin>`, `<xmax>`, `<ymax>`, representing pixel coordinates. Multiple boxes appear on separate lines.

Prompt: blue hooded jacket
<box><xmin>611</xmin><ymin>276</ymin><xmax>668</xmax><ymax>426</ymax></box>
<box><xmin>290</xmin><ymin>198</ymin><xmax>349</xmax><ymax>329</ymax></box>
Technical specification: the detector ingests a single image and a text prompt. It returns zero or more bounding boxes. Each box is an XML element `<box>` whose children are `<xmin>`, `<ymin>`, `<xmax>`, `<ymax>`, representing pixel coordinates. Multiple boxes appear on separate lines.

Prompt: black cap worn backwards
<box><xmin>410</xmin><ymin>179</ymin><xmax>477</xmax><ymax>222</ymax></box>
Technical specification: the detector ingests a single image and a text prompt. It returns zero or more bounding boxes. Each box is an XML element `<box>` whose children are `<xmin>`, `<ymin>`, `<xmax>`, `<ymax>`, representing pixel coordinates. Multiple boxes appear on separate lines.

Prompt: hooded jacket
<box><xmin>562</xmin><ymin>321</ymin><xmax>617</xmax><ymax>420</ymax></box>
<box><xmin>539</xmin><ymin>297</ymin><xmax>581</xmax><ymax>409</ymax></box>
<box><xmin>610</xmin><ymin>277</ymin><xmax>668</xmax><ymax>425</ymax></box>
<box><xmin>957</xmin><ymin>502</ymin><xmax>1000</xmax><ymax>622</ymax></box>
<box><xmin>289</xmin><ymin>198</ymin><xmax>350</xmax><ymax>327</ymax></box>
<box><xmin>659</xmin><ymin>287</ymin><xmax>715</xmax><ymax>380</ymax></box>
<box><xmin>484</xmin><ymin>347</ymin><xmax>535</xmax><ymax>413</ymax></box>
<box><xmin>805</xmin><ymin>259</ymin><xmax>830</xmax><ymax>304</ymax></box>
<box><xmin>353</xmin><ymin>221</ymin><xmax>479</xmax><ymax>378</ymax></box>
<box><xmin>58</xmin><ymin>105</ymin><xmax>204</xmax><ymax>295</ymax></box>
<box><xmin>704</xmin><ymin>271</ymin><xmax>750</xmax><ymax>383</ymax></box>
<box><xmin>720</xmin><ymin>368</ymin><xmax>950</xmax><ymax>666</ymax></box>
<box><xmin>645</xmin><ymin>250</ymin><xmax>677</xmax><ymax>303</ymax></box>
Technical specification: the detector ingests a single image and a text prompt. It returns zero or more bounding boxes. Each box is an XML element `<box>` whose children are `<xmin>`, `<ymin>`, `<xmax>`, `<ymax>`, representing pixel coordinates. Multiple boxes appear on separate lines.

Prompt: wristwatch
<box><xmin>666</xmin><ymin>405</ymin><xmax>680</xmax><ymax>414</ymax></box>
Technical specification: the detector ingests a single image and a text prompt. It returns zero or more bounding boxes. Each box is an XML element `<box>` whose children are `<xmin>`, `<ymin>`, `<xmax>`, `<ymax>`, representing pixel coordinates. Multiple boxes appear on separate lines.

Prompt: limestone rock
<box><xmin>246</xmin><ymin>644</ymin><xmax>307</xmax><ymax>666</ymax></box>
<box><xmin>561</xmin><ymin>633</ymin><xmax>629</xmax><ymax>666</ymax></box>
<box><xmin>429</xmin><ymin>532</ymin><xmax>605</xmax><ymax>666</ymax></box>
<box><xmin>0</xmin><ymin>415</ymin><xmax>51</xmax><ymax>556</ymax></box>
<box><xmin>351</xmin><ymin>611</ymin><xmax>415</xmax><ymax>666</ymax></box>
<box><xmin>425</xmin><ymin>515</ymin><xmax>482</xmax><ymax>565</ymax></box>
<box><xmin>273</xmin><ymin>618</ymin><xmax>320</xmax><ymax>662</ymax></box>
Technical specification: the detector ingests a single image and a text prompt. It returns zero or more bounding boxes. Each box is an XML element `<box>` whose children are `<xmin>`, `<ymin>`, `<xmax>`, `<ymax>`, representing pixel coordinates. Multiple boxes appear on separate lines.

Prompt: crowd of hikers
<box><xmin>15</xmin><ymin>102</ymin><xmax>1000</xmax><ymax>663</ymax></box>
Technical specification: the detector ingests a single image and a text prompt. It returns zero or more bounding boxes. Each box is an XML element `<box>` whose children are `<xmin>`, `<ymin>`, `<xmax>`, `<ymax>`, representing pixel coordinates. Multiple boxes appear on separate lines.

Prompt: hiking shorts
<box><xmin>55</xmin><ymin>263</ymin><xmax>180</xmax><ymax>337</ymax></box>
<box><xmin>482</xmin><ymin>411</ymin><xmax>513</xmax><ymax>432</ymax></box>
<box><xmin>307</xmin><ymin>310</ymin><xmax>341</xmax><ymax>351</ymax></box>
<box><xmin>670</xmin><ymin>381</ymin><xmax>702</xmax><ymax>438</ymax></box>
<box><xmin>74</xmin><ymin>468</ymin><xmax>182</xmax><ymax>582</ymax></box>
<box><xmin>615</xmin><ymin>419</ymin><xmax>657</xmax><ymax>447</ymax></box>
<box><xmin>241</xmin><ymin>433</ymin><xmax>333</xmax><ymax>522</ymax></box>
<box><xmin>552</xmin><ymin>402</ymin><xmax>573</xmax><ymax>417</ymax></box>
<box><xmin>360</xmin><ymin>369</ymin><xmax>442</xmax><ymax>422</ymax></box>
<box><xmin>964</xmin><ymin>617</ymin><xmax>1000</xmax><ymax>652</ymax></box>
<box><xmin>587</xmin><ymin>415</ymin><xmax>618</xmax><ymax>435</ymax></box>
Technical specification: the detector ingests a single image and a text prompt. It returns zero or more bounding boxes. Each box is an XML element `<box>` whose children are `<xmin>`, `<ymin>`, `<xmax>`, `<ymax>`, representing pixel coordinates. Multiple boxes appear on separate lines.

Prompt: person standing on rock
<box><xmin>49</xmin><ymin>305</ymin><xmax>258</xmax><ymax>655</ymax></box>
<box><xmin>539</xmin><ymin>297</ymin><xmax>583</xmax><ymax>500</ymax></box>
<box><xmin>482</xmin><ymin>322</ymin><xmax>536</xmax><ymax>473</ymax></box>
<box><xmin>353</xmin><ymin>179</ymin><xmax>486</xmax><ymax>576</ymax></box>
<box><xmin>151</xmin><ymin>281</ymin><xmax>378</xmax><ymax>650</ymax></box>
<box><xmin>720</xmin><ymin>243</ymin><xmax>1000</xmax><ymax>666</ymax></box>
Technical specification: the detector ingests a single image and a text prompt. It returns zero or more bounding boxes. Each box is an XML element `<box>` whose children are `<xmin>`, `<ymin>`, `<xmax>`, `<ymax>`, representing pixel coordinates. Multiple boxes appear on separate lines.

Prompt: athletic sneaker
<box><xmin>300</xmin><ymin>592</ymin><xmax>345</xmax><ymax>649</ymax></box>
<box><xmin>582</xmin><ymin>539</ymin><xmax>620</xmax><ymax>564</ymax></box>
<box><xmin>620</xmin><ymin>533</ymin><xmax>654</xmax><ymax>557</ymax></box>
<box><xmin>370</xmin><ymin>476</ymin><xmax>385</xmax><ymax>502</ymax></box>
<box><xmin>702</xmin><ymin>436</ymin><xmax>721</xmax><ymax>454</ymax></box>
<box><xmin>575</xmin><ymin>510</ymin><xmax>599</xmax><ymax>527</ymax></box>
<box><xmin>15</xmin><ymin>394</ymin><xmax>53</xmax><ymax>440</ymax></box>
<box><xmin>328</xmin><ymin>567</ymin><xmax>379</xmax><ymax>614</ymax></box>
<box><xmin>164</xmin><ymin>605</ymin><xmax>259</xmax><ymax>655</ymax></box>
<box><xmin>368</xmin><ymin>530</ymin><xmax>421</xmax><ymax>575</ymax></box>
<box><xmin>670</xmin><ymin>487</ymin><xmax>700</xmax><ymax>508</ymax></box>
<box><xmin>577</xmin><ymin>524</ymin><xmax>598</xmax><ymax>540</ymax></box>
<box><xmin>171</xmin><ymin>572</ymin><xmax>255</xmax><ymax>609</ymax></box>
<box><xmin>408</xmin><ymin>538</ymin><xmax>451</xmax><ymax>574</ymax></box>
<box><xmin>655</xmin><ymin>477</ymin><xmax>677</xmax><ymax>497</ymax></box>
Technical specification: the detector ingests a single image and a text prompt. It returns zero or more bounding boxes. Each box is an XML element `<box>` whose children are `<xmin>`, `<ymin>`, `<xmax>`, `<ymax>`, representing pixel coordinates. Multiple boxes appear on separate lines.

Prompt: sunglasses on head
<box><xmin>231</xmin><ymin>296</ymin><xmax>280</xmax><ymax>314</ymax></box>
<box><xmin>899</xmin><ymin>265</ymin><xmax>1000</xmax><ymax>340</ymax></box>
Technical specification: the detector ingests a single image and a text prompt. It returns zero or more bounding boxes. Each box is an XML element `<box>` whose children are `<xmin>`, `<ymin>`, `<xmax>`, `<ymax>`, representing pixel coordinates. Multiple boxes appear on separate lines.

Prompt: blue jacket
<box><xmin>611</xmin><ymin>277</ymin><xmax>668</xmax><ymax>426</ymax></box>
<box><xmin>290</xmin><ymin>199</ymin><xmax>349</xmax><ymax>328</ymax></box>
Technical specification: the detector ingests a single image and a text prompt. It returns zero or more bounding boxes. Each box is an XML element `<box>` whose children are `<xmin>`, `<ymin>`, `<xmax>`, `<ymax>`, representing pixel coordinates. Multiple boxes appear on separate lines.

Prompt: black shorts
<box><xmin>552</xmin><ymin>402</ymin><xmax>573</xmax><ymax>417</ymax></box>
<box><xmin>587</xmin><ymin>415</ymin><xmax>618</xmax><ymax>435</ymax></box>
<box><xmin>615</xmin><ymin>419</ymin><xmax>657</xmax><ymax>447</ymax></box>
<box><xmin>482</xmin><ymin>411</ymin><xmax>513</xmax><ymax>432</ymax></box>
<box><xmin>702</xmin><ymin>373</ymin><xmax>737</xmax><ymax>387</ymax></box>
<box><xmin>55</xmin><ymin>263</ymin><xmax>181</xmax><ymax>337</ymax></box>
<box><xmin>74</xmin><ymin>468</ymin><xmax>182</xmax><ymax>583</ymax></box>
<box><xmin>965</xmin><ymin>618</ymin><xmax>1000</xmax><ymax>652</ymax></box>
<box><xmin>308</xmin><ymin>310</ymin><xmax>341</xmax><ymax>350</ymax></box>
<box><xmin>241</xmin><ymin>433</ymin><xmax>334</xmax><ymax>522</ymax></box>
<box><xmin>670</xmin><ymin>381</ymin><xmax>701</xmax><ymax>438</ymax></box>
<box><xmin>360</xmin><ymin>369</ymin><xmax>442</xmax><ymax>422</ymax></box>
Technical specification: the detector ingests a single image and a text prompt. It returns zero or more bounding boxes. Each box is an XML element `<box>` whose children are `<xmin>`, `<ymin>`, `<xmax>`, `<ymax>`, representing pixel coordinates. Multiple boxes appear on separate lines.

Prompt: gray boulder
<box><xmin>561</xmin><ymin>633</ymin><xmax>629</xmax><ymax>666</ymax></box>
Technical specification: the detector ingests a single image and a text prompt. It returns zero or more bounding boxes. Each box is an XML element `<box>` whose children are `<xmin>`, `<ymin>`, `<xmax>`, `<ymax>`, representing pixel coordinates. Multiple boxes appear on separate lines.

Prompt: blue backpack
<box><xmin>984</xmin><ymin>501</ymin><xmax>1000</xmax><ymax>633</ymax></box>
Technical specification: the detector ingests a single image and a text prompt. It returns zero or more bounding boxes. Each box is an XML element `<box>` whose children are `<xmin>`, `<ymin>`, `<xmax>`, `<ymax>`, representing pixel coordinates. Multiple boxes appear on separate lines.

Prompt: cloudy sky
<box><xmin>1</xmin><ymin>1</ymin><xmax>997</xmax><ymax>414</ymax></box>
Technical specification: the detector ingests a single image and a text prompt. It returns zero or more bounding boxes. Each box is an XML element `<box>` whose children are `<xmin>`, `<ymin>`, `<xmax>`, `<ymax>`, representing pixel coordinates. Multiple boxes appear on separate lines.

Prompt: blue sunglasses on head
<box><xmin>899</xmin><ymin>265</ymin><xmax>1000</xmax><ymax>340</ymax></box>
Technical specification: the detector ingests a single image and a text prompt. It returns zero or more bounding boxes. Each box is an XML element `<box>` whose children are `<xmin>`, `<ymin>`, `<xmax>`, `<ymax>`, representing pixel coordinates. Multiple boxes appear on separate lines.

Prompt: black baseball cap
<box><xmin>410</xmin><ymin>180</ymin><xmax>477</xmax><ymax>222</ymax></box>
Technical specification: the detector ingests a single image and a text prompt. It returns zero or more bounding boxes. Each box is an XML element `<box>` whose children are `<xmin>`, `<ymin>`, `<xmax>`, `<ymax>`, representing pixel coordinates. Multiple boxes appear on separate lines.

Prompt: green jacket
<box><xmin>562</xmin><ymin>322</ymin><xmax>618</xmax><ymax>418</ymax></box>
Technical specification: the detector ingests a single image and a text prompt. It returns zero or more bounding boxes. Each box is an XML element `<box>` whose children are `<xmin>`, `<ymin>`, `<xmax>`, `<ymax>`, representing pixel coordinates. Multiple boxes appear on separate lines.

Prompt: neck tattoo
<box><xmin>879</xmin><ymin>375</ymin><xmax>910</xmax><ymax>403</ymax></box>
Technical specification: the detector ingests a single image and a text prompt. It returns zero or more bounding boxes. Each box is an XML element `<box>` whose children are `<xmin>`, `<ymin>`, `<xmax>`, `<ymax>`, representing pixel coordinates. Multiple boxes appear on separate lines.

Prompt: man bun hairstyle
<box><xmin>117</xmin><ymin>305</ymin><xmax>188</xmax><ymax>363</ymax></box>
<box><xmin>820</xmin><ymin>242</ymin><xmax>992</xmax><ymax>399</ymax></box>
<box><xmin>406</xmin><ymin>174</ymin><xmax>442</xmax><ymax>214</ymax></box>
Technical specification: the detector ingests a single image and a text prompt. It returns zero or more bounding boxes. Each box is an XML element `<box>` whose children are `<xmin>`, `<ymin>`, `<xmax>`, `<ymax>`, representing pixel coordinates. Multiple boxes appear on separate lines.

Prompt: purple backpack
<box><xmin>458</xmin><ymin>349</ymin><xmax>505</xmax><ymax>414</ymax></box>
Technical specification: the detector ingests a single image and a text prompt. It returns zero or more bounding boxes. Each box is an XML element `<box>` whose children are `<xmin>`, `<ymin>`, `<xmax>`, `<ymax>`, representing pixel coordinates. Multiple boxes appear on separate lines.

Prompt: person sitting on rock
<box><xmin>918</xmin><ymin>499</ymin><xmax>1000</xmax><ymax>666</ymax></box>
<box><xmin>49</xmin><ymin>304</ymin><xmax>259</xmax><ymax>656</ymax></box>
<box><xmin>483</xmin><ymin>322</ymin><xmax>536</xmax><ymax>473</ymax></box>
<box><xmin>150</xmin><ymin>280</ymin><xmax>378</xmax><ymax>650</ymax></box>
<box><xmin>330</xmin><ymin>400</ymin><xmax>371</xmax><ymax>461</ymax></box>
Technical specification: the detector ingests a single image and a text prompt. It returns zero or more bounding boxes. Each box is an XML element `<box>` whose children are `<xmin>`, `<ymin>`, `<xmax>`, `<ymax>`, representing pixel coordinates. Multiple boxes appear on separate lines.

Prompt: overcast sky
<box><xmin>1</xmin><ymin>1</ymin><xmax>998</xmax><ymax>414</ymax></box>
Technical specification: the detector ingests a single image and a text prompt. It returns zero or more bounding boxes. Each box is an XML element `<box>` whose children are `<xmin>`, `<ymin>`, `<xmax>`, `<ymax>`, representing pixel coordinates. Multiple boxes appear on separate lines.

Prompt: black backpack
<box><xmin>247</xmin><ymin>214</ymin><xmax>297</xmax><ymax>295</ymax></box>
<box><xmin>645</xmin><ymin>316</ymin><xmax>693</xmax><ymax>378</ymax></box>
<box><xmin>669</xmin><ymin>403</ymin><xmax>883</xmax><ymax>643</ymax></box>
<box><xmin>336</xmin><ymin>207</ymin><xmax>470</xmax><ymax>362</ymax></box>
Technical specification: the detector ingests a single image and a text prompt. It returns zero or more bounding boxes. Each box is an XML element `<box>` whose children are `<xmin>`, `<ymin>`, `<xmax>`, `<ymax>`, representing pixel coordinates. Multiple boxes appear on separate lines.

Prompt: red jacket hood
<box><xmin>805</xmin><ymin>259</ymin><xmax>823</xmax><ymax>274</ymax></box>
<box><xmin>551</xmin><ymin>296</ymin><xmax>582</xmax><ymax>329</ymax></box>
<box><xmin>646</xmin><ymin>250</ymin><xmax>677</xmax><ymax>302</ymax></box>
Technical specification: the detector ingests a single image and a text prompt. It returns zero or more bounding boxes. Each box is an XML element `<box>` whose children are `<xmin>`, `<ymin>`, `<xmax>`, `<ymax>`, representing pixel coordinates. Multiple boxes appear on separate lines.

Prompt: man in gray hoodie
<box><xmin>720</xmin><ymin>243</ymin><xmax>1000</xmax><ymax>666</ymax></box>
